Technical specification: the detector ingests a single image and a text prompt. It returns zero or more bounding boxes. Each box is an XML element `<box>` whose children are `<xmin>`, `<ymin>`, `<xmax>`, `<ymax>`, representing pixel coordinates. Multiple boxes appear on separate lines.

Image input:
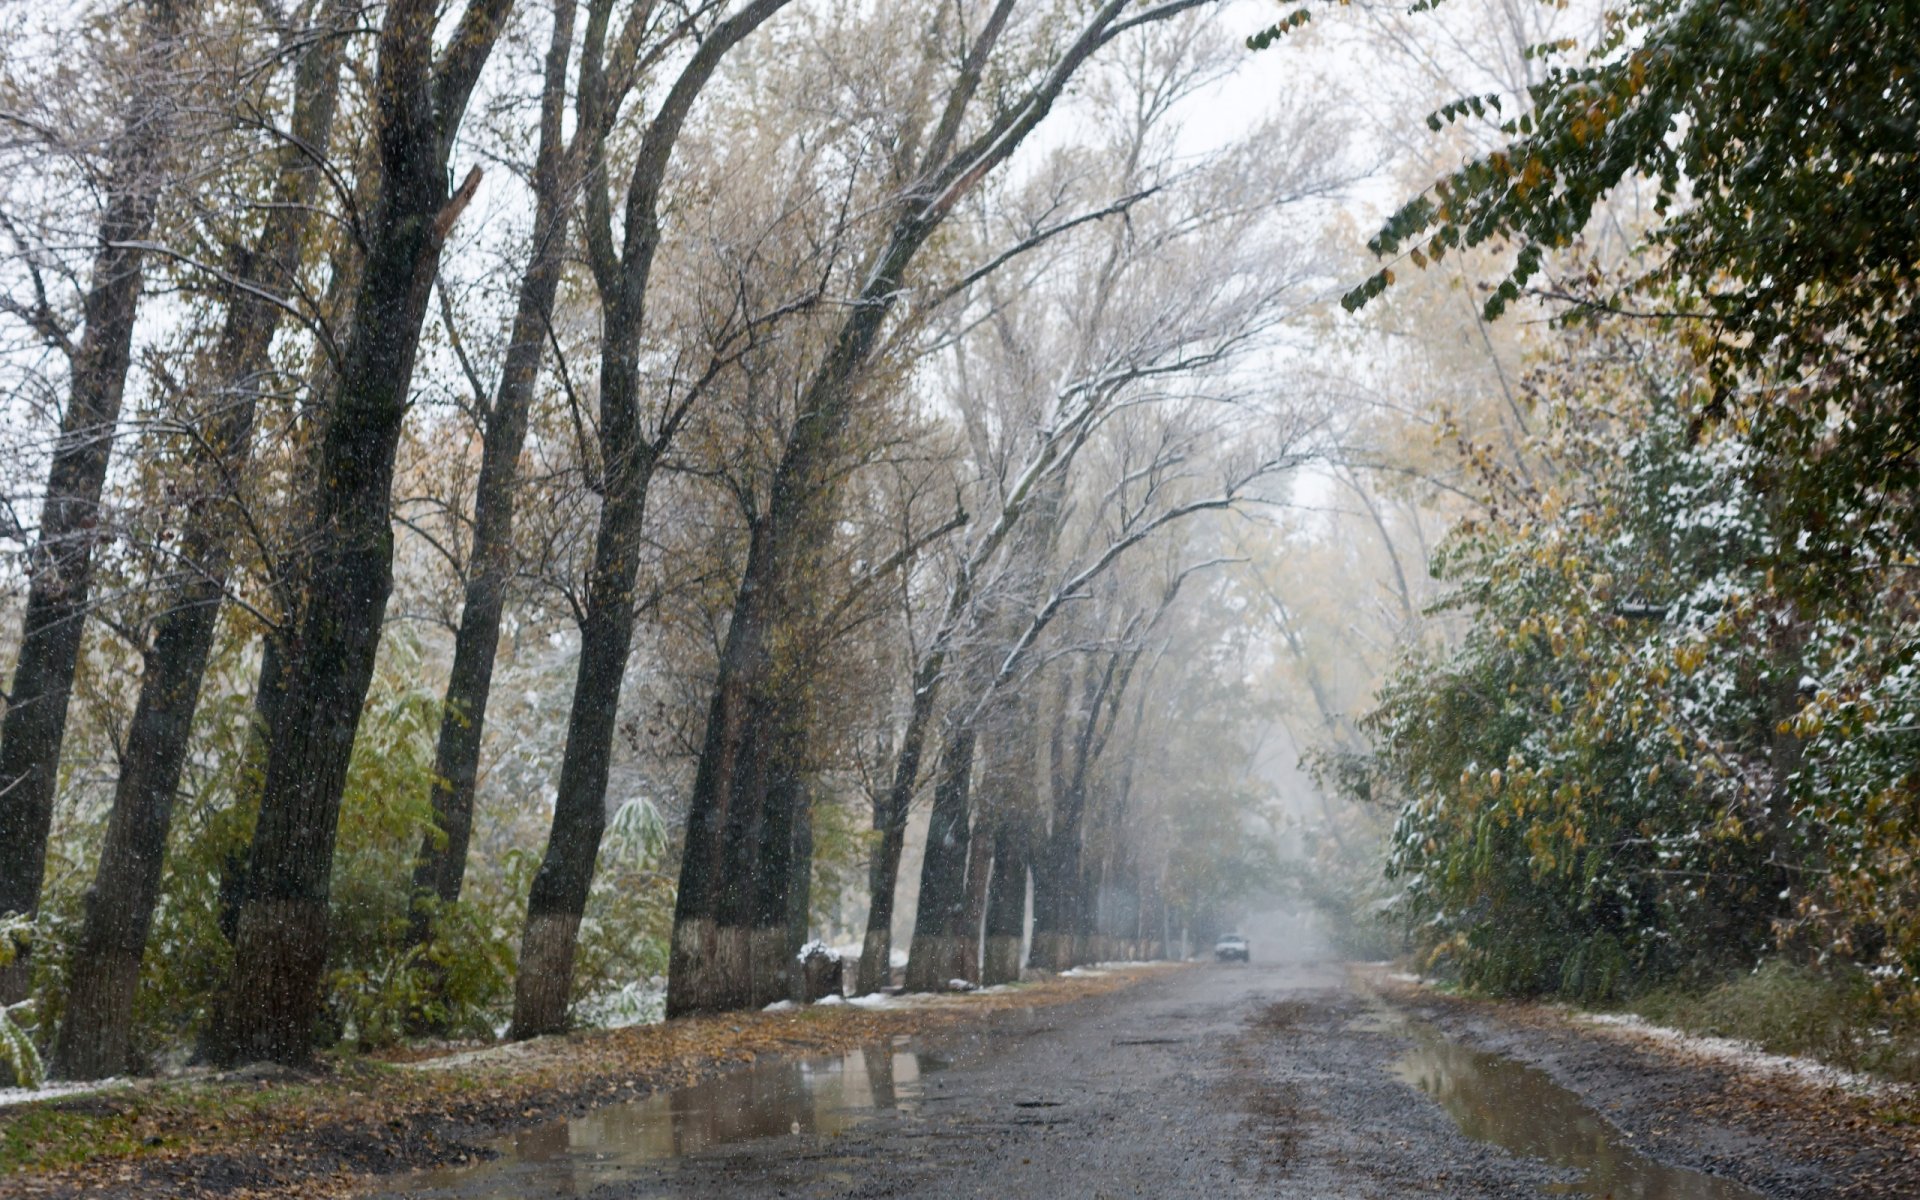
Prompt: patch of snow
<box><xmin>848</xmin><ymin>992</ymin><xmax>899</xmax><ymax>1009</ymax></box>
<box><xmin>796</xmin><ymin>940</ymin><xmax>839</xmax><ymax>964</ymax></box>
<box><xmin>406</xmin><ymin>1038</ymin><xmax>553</xmax><ymax>1073</ymax></box>
<box><xmin>1579</xmin><ymin>1012</ymin><xmax>1899</xmax><ymax>1096</ymax></box>
<box><xmin>1387</xmin><ymin>972</ymin><xmax>1427</xmax><ymax>985</ymax></box>
<box><xmin>815</xmin><ymin>994</ymin><xmax>847</xmax><ymax>1006</ymax></box>
<box><xmin>763</xmin><ymin>999</ymin><xmax>797</xmax><ymax>1013</ymax></box>
<box><xmin>946</xmin><ymin>979</ymin><xmax>976</xmax><ymax>992</ymax></box>
<box><xmin>0</xmin><ymin>1077</ymin><xmax>132</xmax><ymax>1110</ymax></box>
<box><xmin>1059</xmin><ymin>967</ymin><xmax>1109</xmax><ymax>978</ymax></box>
<box><xmin>889</xmin><ymin>949</ymin><xmax>909</xmax><ymax>969</ymax></box>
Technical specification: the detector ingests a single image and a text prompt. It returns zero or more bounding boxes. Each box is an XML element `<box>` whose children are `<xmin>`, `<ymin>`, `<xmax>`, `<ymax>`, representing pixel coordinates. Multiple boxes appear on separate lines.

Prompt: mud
<box><xmin>1393</xmin><ymin>1024</ymin><xmax>1763</xmax><ymax>1198</ymax></box>
<box><xmin>1391</xmin><ymin>982</ymin><xmax>1920</xmax><ymax>1198</ymax></box>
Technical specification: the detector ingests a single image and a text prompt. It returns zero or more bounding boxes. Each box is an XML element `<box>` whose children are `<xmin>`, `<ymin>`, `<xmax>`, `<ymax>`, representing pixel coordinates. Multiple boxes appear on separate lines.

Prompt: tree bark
<box><xmin>509</xmin><ymin>0</ymin><xmax>794</xmax><ymax>1039</ymax></box>
<box><xmin>749</xmin><ymin>760</ymin><xmax>807</xmax><ymax>1006</ymax></box>
<box><xmin>902</xmin><ymin>723</ymin><xmax>977</xmax><ymax>991</ymax></box>
<box><xmin>855</xmin><ymin>654</ymin><xmax>943</xmax><ymax>994</ymax></box>
<box><xmin>0</xmin><ymin>0</ymin><xmax>180</xmax><ymax>1007</ymax></box>
<box><xmin>978</xmin><ymin>701</ymin><xmax>1038</xmax><ymax>982</ymax></box>
<box><xmin>957</xmin><ymin>811</ymin><xmax>993</xmax><ymax>983</ymax></box>
<box><xmin>409</xmin><ymin>0</ymin><xmax>580</xmax><ymax>956</ymax></box>
<box><xmin>206</xmin><ymin>0</ymin><xmax>511</xmax><ymax>1066</ymax></box>
<box><xmin>981</xmin><ymin>811</ymin><xmax>1028</xmax><ymax>985</ymax></box>
<box><xmin>51</xmin><ymin>4</ymin><xmax>350</xmax><ymax>1081</ymax></box>
<box><xmin>786</xmin><ymin>780</ymin><xmax>813</xmax><ymax>968</ymax></box>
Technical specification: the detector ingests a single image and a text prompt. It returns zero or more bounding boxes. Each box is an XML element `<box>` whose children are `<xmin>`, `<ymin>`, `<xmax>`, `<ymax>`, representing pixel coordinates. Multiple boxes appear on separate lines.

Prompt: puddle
<box><xmin>1395</xmin><ymin>1030</ymin><xmax>1764</xmax><ymax>1199</ymax></box>
<box><xmin>373</xmin><ymin>1042</ymin><xmax>941</xmax><ymax>1198</ymax></box>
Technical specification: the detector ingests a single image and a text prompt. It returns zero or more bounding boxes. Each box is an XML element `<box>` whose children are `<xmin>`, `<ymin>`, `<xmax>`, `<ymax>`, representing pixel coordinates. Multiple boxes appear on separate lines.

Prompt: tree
<box><xmin>0</xmin><ymin>0</ymin><xmax>183</xmax><ymax>1006</ymax></box>
<box><xmin>51</xmin><ymin>0</ymin><xmax>355</xmax><ymax>1081</ymax></box>
<box><xmin>508</xmin><ymin>0</ymin><xmax>796</xmax><ymax>1039</ymax></box>
<box><xmin>206</xmin><ymin>0</ymin><xmax>514</xmax><ymax>1066</ymax></box>
<box><xmin>1336</xmin><ymin>0</ymin><xmax>1920</xmax><ymax>1005</ymax></box>
<box><xmin>405</xmin><ymin>0</ymin><xmax>589</xmax><ymax>971</ymax></box>
<box><xmin>666</xmin><ymin>0</ymin><xmax>1221</xmax><ymax>1019</ymax></box>
<box><xmin>1344</xmin><ymin>0</ymin><xmax>1919</xmax><ymax>567</ymax></box>
<box><xmin>1365</xmin><ymin>328</ymin><xmax>1799</xmax><ymax>999</ymax></box>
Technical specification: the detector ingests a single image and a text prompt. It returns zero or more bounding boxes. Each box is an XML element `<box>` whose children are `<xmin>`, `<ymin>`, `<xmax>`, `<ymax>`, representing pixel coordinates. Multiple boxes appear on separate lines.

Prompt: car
<box><xmin>1214</xmin><ymin>934</ymin><xmax>1250</xmax><ymax>963</ymax></box>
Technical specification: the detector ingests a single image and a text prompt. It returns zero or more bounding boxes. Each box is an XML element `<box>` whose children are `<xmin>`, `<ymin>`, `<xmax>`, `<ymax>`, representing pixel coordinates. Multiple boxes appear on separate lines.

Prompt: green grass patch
<box><xmin>1</xmin><ymin>1103</ymin><xmax>151</xmax><ymax>1171</ymax></box>
<box><xmin>1630</xmin><ymin>959</ymin><xmax>1920</xmax><ymax>1086</ymax></box>
<box><xmin>0</xmin><ymin>1070</ymin><xmax>379</xmax><ymax>1175</ymax></box>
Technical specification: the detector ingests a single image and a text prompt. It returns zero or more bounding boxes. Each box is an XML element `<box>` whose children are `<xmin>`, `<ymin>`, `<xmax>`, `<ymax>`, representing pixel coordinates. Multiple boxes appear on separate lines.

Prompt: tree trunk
<box><xmin>748</xmin><ymin>751</ymin><xmax>806</xmax><ymax>1007</ymax></box>
<box><xmin>903</xmin><ymin>723</ymin><xmax>977</xmax><ymax>991</ymax></box>
<box><xmin>0</xmin><ymin>0</ymin><xmax>180</xmax><ymax>1007</ymax></box>
<box><xmin>206</xmin><ymin>0</ymin><xmax>511</xmax><ymax>1066</ymax></box>
<box><xmin>52</xmin><ymin>6</ymin><xmax>349</xmax><ymax>1081</ymax></box>
<box><xmin>1075</xmin><ymin>852</ymin><xmax>1103</xmax><ymax>966</ymax></box>
<box><xmin>1031</xmin><ymin>829</ymin><xmax>1081</xmax><ymax>972</ymax></box>
<box><xmin>855</xmin><ymin>655</ymin><xmax>943</xmax><ymax>994</ymax></box>
<box><xmin>508</xmin><ymin>450</ymin><xmax>655</xmax><ymax>1038</ymax></box>
<box><xmin>957</xmin><ymin>814</ymin><xmax>993</xmax><ymax>984</ymax></box>
<box><xmin>668</xmin><ymin>0</ymin><xmax>1153</xmax><ymax>1015</ymax></box>
<box><xmin>981</xmin><ymin>813</ymin><xmax>1027</xmax><ymax>985</ymax></box>
<box><xmin>517</xmin><ymin>0</ymin><xmax>795</xmax><ymax>1033</ymax></box>
<box><xmin>665</xmin><ymin>551</ymin><xmax>765</xmax><ymax>1017</ymax></box>
<box><xmin>410</xmin><ymin>0</ymin><xmax>579</xmax><ymax>957</ymax></box>
<box><xmin>785</xmin><ymin>781</ymin><xmax>813</xmax><ymax>983</ymax></box>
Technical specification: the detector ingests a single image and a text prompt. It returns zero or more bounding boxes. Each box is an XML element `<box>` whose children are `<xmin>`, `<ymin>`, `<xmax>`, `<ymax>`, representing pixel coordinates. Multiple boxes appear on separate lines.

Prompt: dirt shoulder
<box><xmin>1365</xmin><ymin>969</ymin><xmax>1920</xmax><ymax>1199</ymax></box>
<box><xmin>0</xmin><ymin>968</ymin><xmax>1172</xmax><ymax>1200</ymax></box>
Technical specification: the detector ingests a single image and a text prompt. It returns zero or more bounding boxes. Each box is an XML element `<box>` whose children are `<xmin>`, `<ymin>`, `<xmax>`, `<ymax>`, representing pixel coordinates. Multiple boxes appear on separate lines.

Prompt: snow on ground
<box><xmin>1577</xmin><ymin>1011</ymin><xmax>1902</xmax><ymax>1097</ymax></box>
<box><xmin>406</xmin><ymin>1037</ymin><xmax>559</xmax><ymax>1073</ymax></box>
<box><xmin>0</xmin><ymin>1077</ymin><xmax>133</xmax><ymax>1110</ymax></box>
<box><xmin>762</xmin><ymin>999</ymin><xmax>797</xmax><ymax>1012</ymax></box>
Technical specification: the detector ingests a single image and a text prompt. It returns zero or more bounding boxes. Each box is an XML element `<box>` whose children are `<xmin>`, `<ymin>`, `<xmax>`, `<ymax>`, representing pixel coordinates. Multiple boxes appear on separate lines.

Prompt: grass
<box><xmin>1630</xmin><ymin>959</ymin><xmax>1920</xmax><ymax>1086</ymax></box>
<box><xmin>0</xmin><ymin>1076</ymin><xmax>327</xmax><ymax>1173</ymax></box>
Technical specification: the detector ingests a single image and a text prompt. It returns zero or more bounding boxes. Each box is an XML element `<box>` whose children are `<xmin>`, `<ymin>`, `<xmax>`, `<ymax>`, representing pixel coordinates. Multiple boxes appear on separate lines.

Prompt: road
<box><xmin>380</xmin><ymin>932</ymin><xmax>1872</xmax><ymax>1200</ymax></box>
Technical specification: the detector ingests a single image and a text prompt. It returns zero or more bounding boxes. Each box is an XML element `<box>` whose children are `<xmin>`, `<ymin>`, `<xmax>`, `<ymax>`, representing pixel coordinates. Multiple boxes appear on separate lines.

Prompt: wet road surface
<box><xmin>375</xmin><ymin>950</ymin><xmax>1794</xmax><ymax>1199</ymax></box>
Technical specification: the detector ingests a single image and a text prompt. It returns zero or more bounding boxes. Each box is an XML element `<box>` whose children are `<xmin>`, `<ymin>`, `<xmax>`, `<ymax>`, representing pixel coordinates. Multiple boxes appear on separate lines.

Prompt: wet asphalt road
<box><xmin>436</xmin><ymin>951</ymin><xmax>1587</xmax><ymax>1199</ymax></box>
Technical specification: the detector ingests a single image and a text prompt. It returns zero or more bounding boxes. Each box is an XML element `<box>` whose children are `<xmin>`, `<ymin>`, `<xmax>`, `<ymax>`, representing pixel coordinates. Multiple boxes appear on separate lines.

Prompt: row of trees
<box><xmin>0</xmin><ymin>0</ymin><xmax>1326</xmax><ymax>1081</ymax></box>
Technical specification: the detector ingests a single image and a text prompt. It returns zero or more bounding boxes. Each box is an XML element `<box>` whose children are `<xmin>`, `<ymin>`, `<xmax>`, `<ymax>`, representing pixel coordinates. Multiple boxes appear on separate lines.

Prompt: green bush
<box><xmin>570</xmin><ymin>796</ymin><xmax>672</xmax><ymax>1023</ymax></box>
<box><xmin>1</xmin><ymin>915</ymin><xmax>45</xmax><ymax>1088</ymax></box>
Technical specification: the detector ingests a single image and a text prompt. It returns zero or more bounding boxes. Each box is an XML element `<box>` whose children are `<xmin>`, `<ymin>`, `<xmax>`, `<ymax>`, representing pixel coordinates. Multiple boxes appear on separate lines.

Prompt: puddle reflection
<box><xmin>377</xmin><ymin>1044</ymin><xmax>938</xmax><ymax>1198</ymax></box>
<box><xmin>1395</xmin><ymin>1031</ymin><xmax>1764</xmax><ymax>1199</ymax></box>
